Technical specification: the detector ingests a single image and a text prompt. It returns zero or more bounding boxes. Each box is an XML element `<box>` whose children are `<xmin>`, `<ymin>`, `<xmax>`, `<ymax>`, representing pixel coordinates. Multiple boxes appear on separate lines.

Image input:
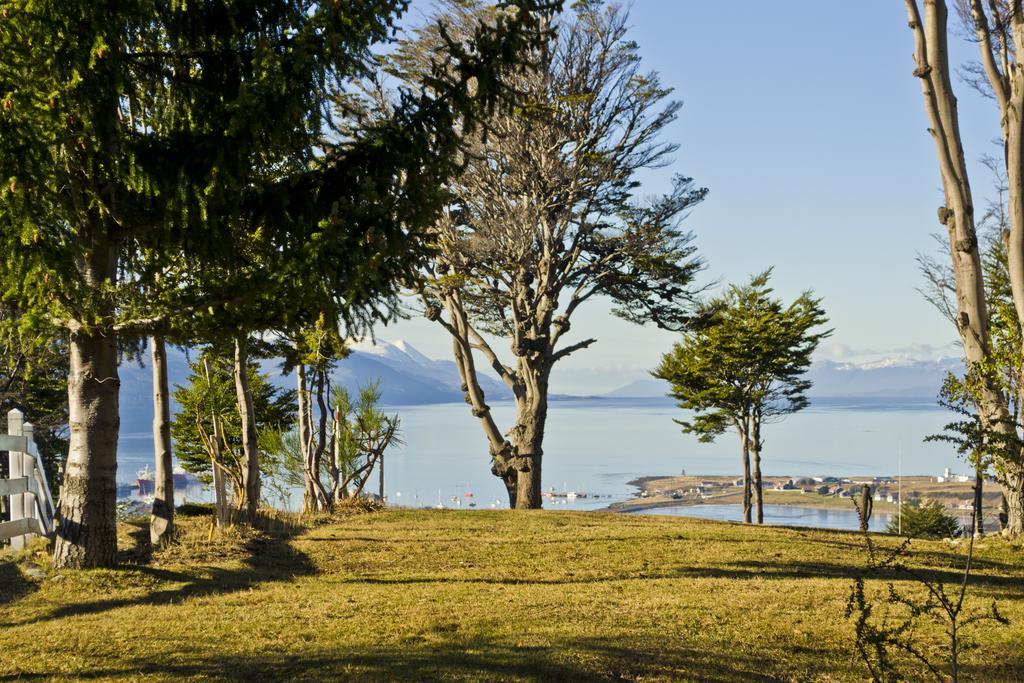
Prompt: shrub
<box><xmin>887</xmin><ymin>500</ymin><xmax>961</xmax><ymax>539</ymax></box>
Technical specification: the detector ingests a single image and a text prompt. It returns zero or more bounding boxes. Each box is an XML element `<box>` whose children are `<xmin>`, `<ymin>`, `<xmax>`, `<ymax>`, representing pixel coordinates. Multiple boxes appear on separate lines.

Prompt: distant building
<box><xmin>936</xmin><ymin>467</ymin><xmax>971</xmax><ymax>484</ymax></box>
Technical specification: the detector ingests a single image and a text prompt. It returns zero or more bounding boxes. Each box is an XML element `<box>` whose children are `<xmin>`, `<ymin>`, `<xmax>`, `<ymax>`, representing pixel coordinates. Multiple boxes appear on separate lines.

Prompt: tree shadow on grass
<box><xmin>13</xmin><ymin>519</ymin><xmax>317</xmax><ymax>626</ymax></box>
<box><xmin>0</xmin><ymin>560</ymin><xmax>38</xmax><ymax>606</ymax></box>
<box><xmin>0</xmin><ymin>636</ymin><xmax>790</xmax><ymax>682</ymax></box>
<box><xmin>117</xmin><ymin>521</ymin><xmax>152</xmax><ymax>565</ymax></box>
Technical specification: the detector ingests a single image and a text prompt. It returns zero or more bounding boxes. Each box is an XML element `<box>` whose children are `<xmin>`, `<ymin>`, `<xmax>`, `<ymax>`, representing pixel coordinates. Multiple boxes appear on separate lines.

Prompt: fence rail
<box><xmin>1</xmin><ymin>409</ymin><xmax>56</xmax><ymax>549</ymax></box>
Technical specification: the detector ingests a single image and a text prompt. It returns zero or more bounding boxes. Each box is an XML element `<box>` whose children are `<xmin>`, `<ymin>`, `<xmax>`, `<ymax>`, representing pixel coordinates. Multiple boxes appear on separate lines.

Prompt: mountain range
<box><xmin>117</xmin><ymin>339</ymin><xmax>961</xmax><ymax>434</ymax></box>
<box><xmin>603</xmin><ymin>357</ymin><xmax>962</xmax><ymax>399</ymax></box>
<box><xmin>119</xmin><ymin>339</ymin><xmax>512</xmax><ymax>433</ymax></box>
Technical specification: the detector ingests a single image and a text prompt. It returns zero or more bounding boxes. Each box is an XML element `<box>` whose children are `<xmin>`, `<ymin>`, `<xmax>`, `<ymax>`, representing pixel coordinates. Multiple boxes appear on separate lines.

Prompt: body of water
<box><xmin>629</xmin><ymin>503</ymin><xmax>894</xmax><ymax>532</ymax></box>
<box><xmin>116</xmin><ymin>396</ymin><xmax>962</xmax><ymax>517</ymax></box>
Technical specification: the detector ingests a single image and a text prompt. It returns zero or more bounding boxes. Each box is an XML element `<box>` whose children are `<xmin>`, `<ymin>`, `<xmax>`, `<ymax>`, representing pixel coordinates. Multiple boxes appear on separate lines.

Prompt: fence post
<box><xmin>22</xmin><ymin>422</ymin><xmax>37</xmax><ymax>534</ymax></box>
<box><xmin>8</xmin><ymin>408</ymin><xmax>24</xmax><ymax>550</ymax></box>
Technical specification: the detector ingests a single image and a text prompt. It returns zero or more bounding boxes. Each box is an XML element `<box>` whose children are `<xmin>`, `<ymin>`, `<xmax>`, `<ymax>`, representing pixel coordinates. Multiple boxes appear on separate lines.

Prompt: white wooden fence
<box><xmin>0</xmin><ymin>409</ymin><xmax>56</xmax><ymax>549</ymax></box>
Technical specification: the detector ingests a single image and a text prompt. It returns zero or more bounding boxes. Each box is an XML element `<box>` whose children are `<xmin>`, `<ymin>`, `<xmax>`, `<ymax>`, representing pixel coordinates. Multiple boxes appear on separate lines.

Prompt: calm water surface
<box><xmin>117</xmin><ymin>396</ymin><xmax>962</xmax><ymax>523</ymax></box>
<box><xmin>630</xmin><ymin>503</ymin><xmax>894</xmax><ymax>532</ymax></box>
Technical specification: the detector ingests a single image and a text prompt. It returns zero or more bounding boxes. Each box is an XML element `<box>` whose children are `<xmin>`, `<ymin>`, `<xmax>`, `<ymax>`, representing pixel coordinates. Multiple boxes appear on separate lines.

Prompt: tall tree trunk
<box><xmin>511</xmin><ymin>364</ymin><xmax>548</xmax><ymax>510</ymax></box>
<box><xmin>751</xmin><ymin>418</ymin><xmax>763</xmax><ymax>524</ymax></box>
<box><xmin>858</xmin><ymin>485</ymin><xmax>874</xmax><ymax>532</ymax></box>
<box><xmin>311</xmin><ymin>367</ymin><xmax>332</xmax><ymax>511</ymax></box>
<box><xmin>54</xmin><ymin>250</ymin><xmax>120</xmax><ymax>569</ymax></box>
<box><xmin>297</xmin><ymin>364</ymin><xmax>315</xmax><ymax>512</ymax></box>
<box><xmin>440</xmin><ymin>295</ymin><xmax>518</xmax><ymax>506</ymax></box>
<box><xmin>739</xmin><ymin>423</ymin><xmax>752</xmax><ymax>524</ymax></box>
<box><xmin>233</xmin><ymin>336</ymin><xmax>260</xmax><ymax>523</ymax></box>
<box><xmin>906</xmin><ymin>0</ymin><xmax>1023</xmax><ymax>534</ymax></box>
<box><xmin>149</xmin><ymin>335</ymin><xmax>174</xmax><ymax>546</ymax></box>
<box><xmin>331</xmin><ymin>406</ymin><xmax>342</xmax><ymax>502</ymax></box>
<box><xmin>378</xmin><ymin>444</ymin><xmax>384</xmax><ymax>502</ymax></box>
<box><xmin>972</xmin><ymin>466</ymin><xmax>984</xmax><ymax>536</ymax></box>
<box><xmin>203</xmin><ymin>357</ymin><xmax>229</xmax><ymax>526</ymax></box>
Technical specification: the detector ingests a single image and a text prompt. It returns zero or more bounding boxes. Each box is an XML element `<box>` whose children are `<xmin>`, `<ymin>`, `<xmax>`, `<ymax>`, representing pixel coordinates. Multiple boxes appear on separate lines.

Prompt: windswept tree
<box><xmin>903</xmin><ymin>0</ymin><xmax>1024</xmax><ymax>534</ymax></box>
<box><xmin>399</xmin><ymin>1</ymin><xmax>706</xmax><ymax>508</ymax></box>
<box><xmin>654</xmin><ymin>271</ymin><xmax>830</xmax><ymax>524</ymax></box>
<box><xmin>0</xmin><ymin>0</ymin><xmax>558</xmax><ymax>566</ymax></box>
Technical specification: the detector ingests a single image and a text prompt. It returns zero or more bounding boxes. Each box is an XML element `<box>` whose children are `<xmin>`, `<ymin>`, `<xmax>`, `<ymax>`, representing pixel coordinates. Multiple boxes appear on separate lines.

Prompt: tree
<box><xmin>272</xmin><ymin>317</ymin><xmax>348</xmax><ymax>514</ymax></box>
<box><xmin>171</xmin><ymin>348</ymin><xmax>296</xmax><ymax>513</ymax></box>
<box><xmin>918</xmin><ymin>159</ymin><xmax>1024</xmax><ymax>534</ymax></box>
<box><xmin>0</xmin><ymin>0</ymin><xmax>558</xmax><ymax>565</ymax></box>
<box><xmin>400</xmin><ymin>1</ymin><xmax>705</xmax><ymax>508</ymax></box>
<box><xmin>888</xmin><ymin>500</ymin><xmax>962</xmax><ymax>539</ymax></box>
<box><xmin>261</xmin><ymin>380</ymin><xmax>401</xmax><ymax>506</ymax></box>
<box><xmin>654</xmin><ymin>271</ymin><xmax>830</xmax><ymax>524</ymax></box>
<box><xmin>330</xmin><ymin>382</ymin><xmax>402</xmax><ymax>502</ymax></box>
<box><xmin>903</xmin><ymin>0</ymin><xmax>1024</xmax><ymax>535</ymax></box>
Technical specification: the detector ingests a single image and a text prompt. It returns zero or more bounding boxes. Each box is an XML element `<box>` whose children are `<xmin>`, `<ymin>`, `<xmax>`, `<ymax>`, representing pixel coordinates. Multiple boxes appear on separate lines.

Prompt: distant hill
<box><xmin>804</xmin><ymin>358</ymin><xmax>961</xmax><ymax>398</ymax></box>
<box><xmin>118</xmin><ymin>339</ymin><xmax>513</xmax><ymax>434</ymax></box>
<box><xmin>118</xmin><ymin>343</ymin><xmax>963</xmax><ymax>435</ymax></box>
<box><xmin>604</xmin><ymin>357</ymin><xmax>962</xmax><ymax>400</ymax></box>
<box><xmin>603</xmin><ymin>378</ymin><xmax>671</xmax><ymax>399</ymax></box>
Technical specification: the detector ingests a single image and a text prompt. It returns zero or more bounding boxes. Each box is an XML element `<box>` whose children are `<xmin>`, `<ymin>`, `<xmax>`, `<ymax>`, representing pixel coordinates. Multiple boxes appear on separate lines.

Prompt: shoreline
<box><xmin>605</xmin><ymin>473</ymin><xmax>1003</xmax><ymax>518</ymax></box>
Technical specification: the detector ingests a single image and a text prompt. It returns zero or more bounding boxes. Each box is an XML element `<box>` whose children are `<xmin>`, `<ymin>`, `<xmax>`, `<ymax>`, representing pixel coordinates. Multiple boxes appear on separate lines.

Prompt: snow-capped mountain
<box><xmin>333</xmin><ymin>338</ymin><xmax>512</xmax><ymax>405</ymax></box>
<box><xmin>805</xmin><ymin>357</ymin><xmax>961</xmax><ymax>398</ymax></box>
<box><xmin>604</xmin><ymin>357</ymin><xmax>963</xmax><ymax>400</ymax></box>
<box><xmin>118</xmin><ymin>339</ymin><xmax>513</xmax><ymax>433</ymax></box>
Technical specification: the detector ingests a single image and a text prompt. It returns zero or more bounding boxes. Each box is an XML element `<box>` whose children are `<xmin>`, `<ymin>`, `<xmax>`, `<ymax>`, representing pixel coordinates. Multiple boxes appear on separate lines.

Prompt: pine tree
<box><xmin>0</xmin><ymin>0</ymin><xmax>557</xmax><ymax>565</ymax></box>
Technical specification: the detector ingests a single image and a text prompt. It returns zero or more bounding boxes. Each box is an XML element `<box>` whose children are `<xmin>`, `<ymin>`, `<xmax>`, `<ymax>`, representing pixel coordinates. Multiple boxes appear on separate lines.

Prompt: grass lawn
<box><xmin>1</xmin><ymin>509</ymin><xmax>1023</xmax><ymax>681</ymax></box>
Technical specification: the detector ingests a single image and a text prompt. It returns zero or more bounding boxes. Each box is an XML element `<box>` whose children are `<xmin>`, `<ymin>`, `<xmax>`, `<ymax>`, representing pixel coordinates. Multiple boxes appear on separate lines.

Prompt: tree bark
<box><xmin>53</xmin><ymin>247</ymin><xmax>120</xmax><ymax>569</ymax></box>
<box><xmin>751</xmin><ymin>417</ymin><xmax>763</xmax><ymax>525</ymax></box>
<box><xmin>972</xmin><ymin>466</ymin><xmax>984</xmax><ymax>536</ymax></box>
<box><xmin>233</xmin><ymin>336</ymin><xmax>260</xmax><ymax>522</ymax></box>
<box><xmin>741</xmin><ymin>432</ymin><xmax>752</xmax><ymax>525</ymax></box>
<box><xmin>511</xmin><ymin>388</ymin><xmax>547</xmax><ymax>510</ymax></box>
<box><xmin>330</xmin><ymin>406</ymin><xmax>341</xmax><ymax>501</ymax></box>
<box><xmin>297</xmin><ymin>364</ymin><xmax>316</xmax><ymax>512</ymax></box>
<box><xmin>311</xmin><ymin>367</ymin><xmax>332</xmax><ymax>511</ymax></box>
<box><xmin>1002</xmin><ymin>466</ymin><xmax>1024</xmax><ymax>536</ymax></box>
<box><xmin>858</xmin><ymin>485</ymin><xmax>873</xmax><ymax>532</ymax></box>
<box><xmin>378</xmin><ymin>442</ymin><xmax>384</xmax><ymax>502</ymax></box>
<box><xmin>149</xmin><ymin>335</ymin><xmax>174</xmax><ymax>546</ymax></box>
<box><xmin>905</xmin><ymin>0</ymin><xmax>1023</xmax><ymax>533</ymax></box>
<box><xmin>440</xmin><ymin>292</ymin><xmax>520</xmax><ymax>506</ymax></box>
<box><xmin>202</xmin><ymin>357</ymin><xmax>230</xmax><ymax>526</ymax></box>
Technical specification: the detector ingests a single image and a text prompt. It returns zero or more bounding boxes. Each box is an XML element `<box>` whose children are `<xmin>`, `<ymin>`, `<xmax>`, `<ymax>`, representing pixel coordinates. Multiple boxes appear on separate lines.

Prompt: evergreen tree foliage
<box><xmin>0</xmin><ymin>0</ymin><xmax>558</xmax><ymax>565</ymax></box>
<box><xmin>171</xmin><ymin>349</ymin><xmax>296</xmax><ymax>509</ymax></box>
<box><xmin>887</xmin><ymin>500</ymin><xmax>962</xmax><ymax>539</ymax></box>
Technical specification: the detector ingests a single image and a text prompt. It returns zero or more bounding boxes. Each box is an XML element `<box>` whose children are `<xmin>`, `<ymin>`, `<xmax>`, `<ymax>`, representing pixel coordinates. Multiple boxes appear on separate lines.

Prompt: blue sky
<box><xmin>381</xmin><ymin>1</ymin><xmax>998</xmax><ymax>394</ymax></box>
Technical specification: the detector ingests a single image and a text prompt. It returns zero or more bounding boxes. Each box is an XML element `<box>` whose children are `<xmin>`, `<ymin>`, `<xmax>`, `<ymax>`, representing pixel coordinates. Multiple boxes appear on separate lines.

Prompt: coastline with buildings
<box><xmin>611</xmin><ymin>471</ymin><xmax>1005</xmax><ymax>532</ymax></box>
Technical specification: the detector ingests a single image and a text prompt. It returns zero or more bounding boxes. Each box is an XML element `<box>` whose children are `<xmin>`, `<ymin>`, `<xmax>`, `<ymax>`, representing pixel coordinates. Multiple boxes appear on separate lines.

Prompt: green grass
<box><xmin>1</xmin><ymin>509</ymin><xmax>1023</xmax><ymax>681</ymax></box>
